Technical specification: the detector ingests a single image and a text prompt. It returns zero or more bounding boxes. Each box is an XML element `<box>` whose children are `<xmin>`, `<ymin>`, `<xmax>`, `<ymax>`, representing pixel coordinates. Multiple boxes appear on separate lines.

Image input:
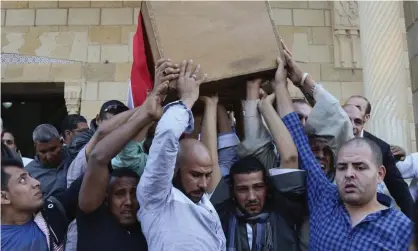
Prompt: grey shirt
<box><xmin>137</xmin><ymin>101</ymin><xmax>226</xmax><ymax>251</ymax></box>
<box><xmin>25</xmin><ymin>147</ymin><xmax>71</xmax><ymax>198</ymax></box>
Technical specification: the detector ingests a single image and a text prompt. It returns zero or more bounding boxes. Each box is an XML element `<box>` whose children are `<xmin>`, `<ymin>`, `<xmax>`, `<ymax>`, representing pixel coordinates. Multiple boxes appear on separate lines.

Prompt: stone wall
<box><xmin>1</xmin><ymin>1</ymin><xmax>141</xmax><ymax>120</ymax></box>
<box><xmin>405</xmin><ymin>1</ymin><xmax>418</xmax><ymax>151</ymax></box>
<box><xmin>1</xmin><ymin>1</ymin><xmax>416</xmax><ymax>150</ymax></box>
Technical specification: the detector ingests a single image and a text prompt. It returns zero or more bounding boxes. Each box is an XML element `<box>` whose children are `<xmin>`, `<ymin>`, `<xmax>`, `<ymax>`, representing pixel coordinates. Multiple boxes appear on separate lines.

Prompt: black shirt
<box><xmin>77</xmin><ymin>205</ymin><xmax>148</xmax><ymax>251</ymax></box>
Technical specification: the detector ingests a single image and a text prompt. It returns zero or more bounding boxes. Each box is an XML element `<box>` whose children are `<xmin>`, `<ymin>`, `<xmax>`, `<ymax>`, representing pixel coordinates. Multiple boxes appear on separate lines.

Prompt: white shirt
<box><xmin>396</xmin><ymin>153</ymin><xmax>418</xmax><ymax>200</ymax></box>
<box><xmin>137</xmin><ymin>102</ymin><xmax>226</xmax><ymax>251</ymax></box>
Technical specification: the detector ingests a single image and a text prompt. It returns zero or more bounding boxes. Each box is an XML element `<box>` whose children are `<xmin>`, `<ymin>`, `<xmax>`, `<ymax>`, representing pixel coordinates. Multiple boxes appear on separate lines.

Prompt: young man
<box><xmin>344</xmin><ymin>95</ymin><xmax>414</xmax><ymax>218</ymax></box>
<box><xmin>76</xmin><ymin>81</ymin><xmax>172</xmax><ymax>251</ymax></box>
<box><xmin>276</xmin><ymin>54</ymin><xmax>413</xmax><ymax>249</ymax></box>
<box><xmin>137</xmin><ymin>59</ymin><xmax>225</xmax><ymax>250</ymax></box>
<box><xmin>1</xmin><ymin>158</ymin><xmax>82</xmax><ymax>251</ymax></box>
<box><xmin>61</xmin><ymin>114</ymin><xmax>88</xmax><ymax>146</ymax></box>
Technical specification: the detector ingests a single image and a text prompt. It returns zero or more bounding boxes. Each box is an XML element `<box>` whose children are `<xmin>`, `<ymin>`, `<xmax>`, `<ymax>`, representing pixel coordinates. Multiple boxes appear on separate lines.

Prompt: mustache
<box><xmin>245</xmin><ymin>201</ymin><xmax>260</xmax><ymax>207</ymax></box>
<box><xmin>191</xmin><ymin>188</ymin><xmax>205</xmax><ymax>194</ymax></box>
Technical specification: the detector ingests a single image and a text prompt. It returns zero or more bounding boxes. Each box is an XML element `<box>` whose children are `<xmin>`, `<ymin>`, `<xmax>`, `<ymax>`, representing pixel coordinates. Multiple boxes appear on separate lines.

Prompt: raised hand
<box><xmin>200</xmin><ymin>94</ymin><xmax>219</xmax><ymax>107</ymax></box>
<box><xmin>144</xmin><ymin>80</ymin><xmax>169</xmax><ymax>120</ymax></box>
<box><xmin>258</xmin><ymin>93</ymin><xmax>275</xmax><ymax>111</ymax></box>
<box><xmin>273</xmin><ymin>55</ymin><xmax>288</xmax><ymax>88</ymax></box>
<box><xmin>154</xmin><ymin>58</ymin><xmax>180</xmax><ymax>89</ymax></box>
<box><xmin>246</xmin><ymin>78</ymin><xmax>263</xmax><ymax>100</ymax></box>
<box><xmin>281</xmin><ymin>39</ymin><xmax>304</xmax><ymax>86</ymax></box>
<box><xmin>390</xmin><ymin>145</ymin><xmax>406</xmax><ymax>158</ymax></box>
<box><xmin>177</xmin><ymin>59</ymin><xmax>207</xmax><ymax>109</ymax></box>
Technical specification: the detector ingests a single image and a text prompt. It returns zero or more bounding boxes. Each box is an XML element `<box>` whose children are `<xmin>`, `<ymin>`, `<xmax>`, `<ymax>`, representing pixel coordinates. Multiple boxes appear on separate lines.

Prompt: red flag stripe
<box><xmin>130</xmin><ymin>12</ymin><xmax>153</xmax><ymax>108</ymax></box>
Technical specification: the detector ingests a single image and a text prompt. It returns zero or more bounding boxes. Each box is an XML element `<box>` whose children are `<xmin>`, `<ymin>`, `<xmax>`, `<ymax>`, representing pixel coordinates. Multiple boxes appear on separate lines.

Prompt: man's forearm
<box><xmin>260</xmin><ymin>103</ymin><xmax>298</xmax><ymax>169</ymax></box>
<box><xmin>274</xmin><ymin>84</ymin><xmax>295</xmax><ymax>117</ymax></box>
<box><xmin>91</xmin><ymin>107</ymin><xmax>153</xmax><ymax>165</ymax></box>
<box><xmin>201</xmin><ymin>102</ymin><xmax>220</xmax><ymax>193</ymax></box>
<box><xmin>298</xmin><ymin>75</ymin><xmax>316</xmax><ymax>107</ymax></box>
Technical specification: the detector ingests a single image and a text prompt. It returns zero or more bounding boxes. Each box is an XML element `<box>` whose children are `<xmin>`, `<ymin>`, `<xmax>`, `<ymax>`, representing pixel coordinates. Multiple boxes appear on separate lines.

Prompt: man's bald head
<box><xmin>174</xmin><ymin>138</ymin><xmax>213</xmax><ymax>203</ymax></box>
<box><xmin>176</xmin><ymin>138</ymin><xmax>212</xmax><ymax>169</ymax></box>
<box><xmin>342</xmin><ymin>104</ymin><xmax>364</xmax><ymax>137</ymax></box>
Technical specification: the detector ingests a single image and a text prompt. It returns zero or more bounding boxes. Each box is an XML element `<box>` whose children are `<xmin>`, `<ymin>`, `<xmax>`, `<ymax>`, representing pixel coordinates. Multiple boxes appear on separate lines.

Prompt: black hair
<box><xmin>1</xmin><ymin>128</ymin><xmax>13</xmax><ymax>138</ymax></box>
<box><xmin>349</xmin><ymin>95</ymin><xmax>372</xmax><ymax>115</ymax></box>
<box><xmin>340</xmin><ymin>137</ymin><xmax>382</xmax><ymax>166</ymax></box>
<box><xmin>1</xmin><ymin>158</ymin><xmax>24</xmax><ymax>191</ymax></box>
<box><xmin>229</xmin><ymin>156</ymin><xmax>267</xmax><ymax>187</ymax></box>
<box><xmin>110</xmin><ymin>167</ymin><xmax>140</xmax><ymax>180</ymax></box>
<box><xmin>99</xmin><ymin>100</ymin><xmax>129</xmax><ymax>121</ymax></box>
<box><xmin>61</xmin><ymin>114</ymin><xmax>87</xmax><ymax>134</ymax></box>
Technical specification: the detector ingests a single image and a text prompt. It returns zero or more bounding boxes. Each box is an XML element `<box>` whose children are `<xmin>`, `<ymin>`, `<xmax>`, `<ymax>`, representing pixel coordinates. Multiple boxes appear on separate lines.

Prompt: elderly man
<box><xmin>25</xmin><ymin>124</ymin><xmax>72</xmax><ymax>197</ymax></box>
<box><xmin>276</xmin><ymin>65</ymin><xmax>413</xmax><ymax>249</ymax></box>
<box><xmin>137</xmin><ymin>59</ymin><xmax>225</xmax><ymax>251</ymax></box>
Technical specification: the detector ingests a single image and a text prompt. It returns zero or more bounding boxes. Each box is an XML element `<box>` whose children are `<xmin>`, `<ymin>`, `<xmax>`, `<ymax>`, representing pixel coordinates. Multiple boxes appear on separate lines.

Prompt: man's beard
<box><xmin>172</xmin><ymin>173</ymin><xmax>204</xmax><ymax>203</ymax></box>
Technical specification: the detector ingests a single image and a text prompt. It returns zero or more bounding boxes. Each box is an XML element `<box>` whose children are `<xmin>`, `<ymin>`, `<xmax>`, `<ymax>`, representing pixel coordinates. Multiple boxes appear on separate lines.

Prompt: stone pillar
<box><xmin>358</xmin><ymin>1</ymin><xmax>410</xmax><ymax>150</ymax></box>
<box><xmin>64</xmin><ymin>82</ymin><xmax>82</xmax><ymax>115</ymax></box>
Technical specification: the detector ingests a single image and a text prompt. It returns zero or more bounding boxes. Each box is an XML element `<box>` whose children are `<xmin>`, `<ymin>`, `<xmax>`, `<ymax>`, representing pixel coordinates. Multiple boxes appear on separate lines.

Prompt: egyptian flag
<box><xmin>127</xmin><ymin>13</ymin><xmax>153</xmax><ymax>109</ymax></box>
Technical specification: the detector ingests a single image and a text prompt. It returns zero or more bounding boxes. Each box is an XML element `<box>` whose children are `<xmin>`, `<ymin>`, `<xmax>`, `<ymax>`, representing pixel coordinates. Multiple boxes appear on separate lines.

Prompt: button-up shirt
<box><xmin>137</xmin><ymin>101</ymin><xmax>226</xmax><ymax>251</ymax></box>
<box><xmin>282</xmin><ymin>112</ymin><xmax>413</xmax><ymax>251</ymax></box>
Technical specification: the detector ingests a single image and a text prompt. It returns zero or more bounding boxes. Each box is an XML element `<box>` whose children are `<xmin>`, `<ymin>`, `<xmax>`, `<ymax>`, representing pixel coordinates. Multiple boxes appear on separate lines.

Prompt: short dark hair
<box><xmin>1</xmin><ymin>128</ymin><xmax>13</xmax><ymax>138</ymax></box>
<box><xmin>1</xmin><ymin>158</ymin><xmax>24</xmax><ymax>191</ymax></box>
<box><xmin>230</xmin><ymin>156</ymin><xmax>266</xmax><ymax>186</ymax></box>
<box><xmin>99</xmin><ymin>100</ymin><xmax>129</xmax><ymax>121</ymax></box>
<box><xmin>339</xmin><ymin>137</ymin><xmax>382</xmax><ymax>166</ymax></box>
<box><xmin>61</xmin><ymin>114</ymin><xmax>87</xmax><ymax>134</ymax></box>
<box><xmin>110</xmin><ymin>167</ymin><xmax>140</xmax><ymax>180</ymax></box>
<box><xmin>349</xmin><ymin>95</ymin><xmax>371</xmax><ymax>115</ymax></box>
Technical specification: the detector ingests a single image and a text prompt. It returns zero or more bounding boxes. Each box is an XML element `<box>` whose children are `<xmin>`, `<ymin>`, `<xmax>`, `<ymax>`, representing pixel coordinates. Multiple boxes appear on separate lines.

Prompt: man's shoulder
<box><xmin>386</xmin><ymin>208</ymin><xmax>413</xmax><ymax>228</ymax></box>
<box><xmin>363</xmin><ymin>131</ymin><xmax>389</xmax><ymax>149</ymax></box>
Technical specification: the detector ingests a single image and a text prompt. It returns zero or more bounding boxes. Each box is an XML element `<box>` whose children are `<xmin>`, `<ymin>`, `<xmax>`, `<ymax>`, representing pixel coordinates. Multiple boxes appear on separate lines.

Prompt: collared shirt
<box><xmin>397</xmin><ymin>153</ymin><xmax>418</xmax><ymax>200</ymax></box>
<box><xmin>137</xmin><ymin>101</ymin><xmax>226</xmax><ymax>251</ymax></box>
<box><xmin>25</xmin><ymin>147</ymin><xmax>72</xmax><ymax>198</ymax></box>
<box><xmin>282</xmin><ymin>112</ymin><xmax>412</xmax><ymax>251</ymax></box>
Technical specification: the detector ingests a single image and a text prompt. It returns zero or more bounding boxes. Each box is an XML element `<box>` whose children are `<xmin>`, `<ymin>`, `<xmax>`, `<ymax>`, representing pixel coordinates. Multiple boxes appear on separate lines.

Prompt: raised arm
<box><xmin>273</xmin><ymin>56</ymin><xmax>335</xmax><ymax>210</ymax></box>
<box><xmin>237</xmin><ymin>79</ymin><xmax>277</xmax><ymax>170</ymax></box>
<box><xmin>258</xmin><ymin>94</ymin><xmax>298</xmax><ymax>169</ymax></box>
<box><xmin>137</xmin><ymin>59</ymin><xmax>207</xmax><ymax>210</ymax></box>
<box><xmin>281</xmin><ymin>40</ymin><xmax>353</xmax><ymax>154</ymax></box>
<box><xmin>217</xmin><ymin>104</ymin><xmax>239</xmax><ymax>177</ymax></box>
<box><xmin>78</xmin><ymin>85</ymin><xmax>165</xmax><ymax>213</ymax></box>
<box><xmin>200</xmin><ymin>95</ymin><xmax>221</xmax><ymax>193</ymax></box>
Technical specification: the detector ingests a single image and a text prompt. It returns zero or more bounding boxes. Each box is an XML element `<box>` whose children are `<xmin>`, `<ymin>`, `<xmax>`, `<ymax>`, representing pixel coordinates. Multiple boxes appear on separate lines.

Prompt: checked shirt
<box><xmin>282</xmin><ymin>112</ymin><xmax>413</xmax><ymax>251</ymax></box>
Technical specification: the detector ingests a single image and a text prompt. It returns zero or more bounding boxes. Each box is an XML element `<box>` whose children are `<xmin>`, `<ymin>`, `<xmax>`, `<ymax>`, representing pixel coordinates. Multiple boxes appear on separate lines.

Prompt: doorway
<box><xmin>1</xmin><ymin>82</ymin><xmax>68</xmax><ymax>158</ymax></box>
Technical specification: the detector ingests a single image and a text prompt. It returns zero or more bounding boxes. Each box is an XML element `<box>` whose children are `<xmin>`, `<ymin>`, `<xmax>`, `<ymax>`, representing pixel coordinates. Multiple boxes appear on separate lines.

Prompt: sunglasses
<box><xmin>103</xmin><ymin>104</ymin><xmax>128</xmax><ymax>113</ymax></box>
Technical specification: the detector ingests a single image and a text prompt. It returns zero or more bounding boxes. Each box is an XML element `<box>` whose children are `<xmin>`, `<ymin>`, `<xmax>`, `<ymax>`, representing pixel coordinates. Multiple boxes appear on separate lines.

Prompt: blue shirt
<box><xmin>282</xmin><ymin>112</ymin><xmax>413</xmax><ymax>251</ymax></box>
<box><xmin>2</xmin><ymin>220</ymin><xmax>48</xmax><ymax>251</ymax></box>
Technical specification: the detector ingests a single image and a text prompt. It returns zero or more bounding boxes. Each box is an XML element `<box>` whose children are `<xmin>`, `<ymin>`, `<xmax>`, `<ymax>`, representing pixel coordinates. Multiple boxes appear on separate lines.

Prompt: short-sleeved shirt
<box><xmin>77</xmin><ymin>205</ymin><xmax>148</xmax><ymax>251</ymax></box>
<box><xmin>1</xmin><ymin>220</ymin><xmax>48</xmax><ymax>251</ymax></box>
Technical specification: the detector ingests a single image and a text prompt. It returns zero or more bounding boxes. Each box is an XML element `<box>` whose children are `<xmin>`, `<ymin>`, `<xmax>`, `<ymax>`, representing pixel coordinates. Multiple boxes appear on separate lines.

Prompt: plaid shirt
<box><xmin>282</xmin><ymin>112</ymin><xmax>413</xmax><ymax>251</ymax></box>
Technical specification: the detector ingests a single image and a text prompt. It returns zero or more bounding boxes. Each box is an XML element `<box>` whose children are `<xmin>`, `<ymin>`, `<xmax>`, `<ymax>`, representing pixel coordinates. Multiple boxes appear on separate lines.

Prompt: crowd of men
<box><xmin>2</xmin><ymin>41</ymin><xmax>418</xmax><ymax>251</ymax></box>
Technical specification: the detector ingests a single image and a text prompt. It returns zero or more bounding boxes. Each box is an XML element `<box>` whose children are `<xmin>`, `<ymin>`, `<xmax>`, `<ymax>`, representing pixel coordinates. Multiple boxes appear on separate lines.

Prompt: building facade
<box><xmin>1</xmin><ymin>1</ymin><xmax>418</xmax><ymax>152</ymax></box>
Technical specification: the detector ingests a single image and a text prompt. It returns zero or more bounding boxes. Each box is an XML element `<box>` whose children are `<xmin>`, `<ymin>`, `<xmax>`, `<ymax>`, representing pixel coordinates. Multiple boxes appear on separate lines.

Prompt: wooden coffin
<box><xmin>141</xmin><ymin>1</ymin><xmax>282</xmax><ymax>105</ymax></box>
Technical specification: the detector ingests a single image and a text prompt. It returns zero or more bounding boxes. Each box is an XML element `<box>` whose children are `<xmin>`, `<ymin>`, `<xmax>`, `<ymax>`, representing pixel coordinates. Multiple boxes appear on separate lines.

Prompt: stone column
<box><xmin>358</xmin><ymin>1</ymin><xmax>410</xmax><ymax>150</ymax></box>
